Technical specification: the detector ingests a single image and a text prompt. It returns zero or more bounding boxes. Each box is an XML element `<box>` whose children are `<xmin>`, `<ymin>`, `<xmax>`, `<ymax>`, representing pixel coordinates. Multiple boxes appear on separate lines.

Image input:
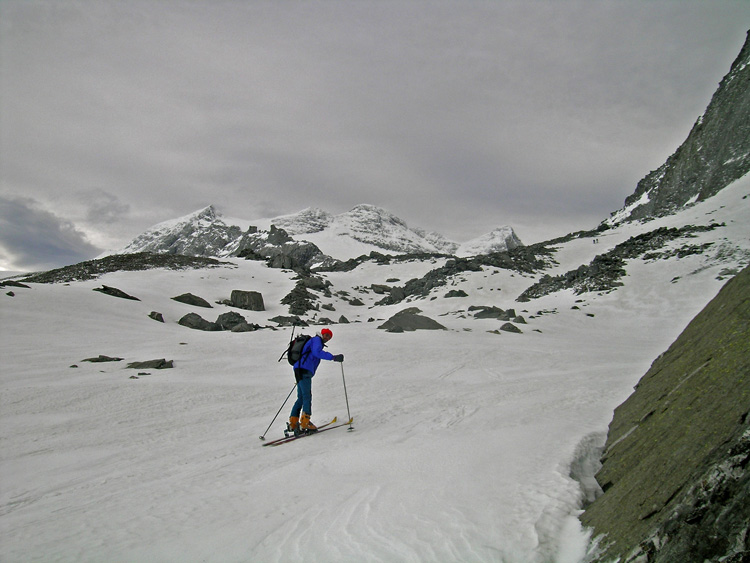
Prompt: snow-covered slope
<box><xmin>2</xmin><ymin>175</ymin><xmax>748</xmax><ymax>562</ymax></box>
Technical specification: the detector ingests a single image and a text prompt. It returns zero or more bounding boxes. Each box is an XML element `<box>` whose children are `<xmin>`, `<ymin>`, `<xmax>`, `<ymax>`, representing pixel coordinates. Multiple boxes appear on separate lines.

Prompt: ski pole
<box><xmin>259</xmin><ymin>383</ymin><xmax>297</xmax><ymax>440</ymax></box>
<box><xmin>340</xmin><ymin>363</ymin><xmax>354</xmax><ymax>431</ymax></box>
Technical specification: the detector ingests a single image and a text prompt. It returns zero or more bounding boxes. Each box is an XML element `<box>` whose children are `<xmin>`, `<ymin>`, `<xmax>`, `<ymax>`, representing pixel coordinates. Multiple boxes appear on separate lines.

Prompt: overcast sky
<box><xmin>1</xmin><ymin>1</ymin><xmax>748</xmax><ymax>272</ymax></box>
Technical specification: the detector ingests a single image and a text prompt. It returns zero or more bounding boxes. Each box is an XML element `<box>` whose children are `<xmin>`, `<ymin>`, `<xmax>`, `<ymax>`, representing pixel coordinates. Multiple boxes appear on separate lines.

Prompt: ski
<box><xmin>261</xmin><ymin>417</ymin><xmax>337</xmax><ymax>447</ymax></box>
<box><xmin>264</xmin><ymin>418</ymin><xmax>353</xmax><ymax>447</ymax></box>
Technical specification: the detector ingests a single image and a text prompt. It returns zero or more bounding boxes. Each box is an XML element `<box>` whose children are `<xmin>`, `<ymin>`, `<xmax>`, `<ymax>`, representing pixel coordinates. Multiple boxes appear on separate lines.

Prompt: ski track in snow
<box><xmin>1</xmin><ymin>177</ymin><xmax>749</xmax><ymax>562</ymax></box>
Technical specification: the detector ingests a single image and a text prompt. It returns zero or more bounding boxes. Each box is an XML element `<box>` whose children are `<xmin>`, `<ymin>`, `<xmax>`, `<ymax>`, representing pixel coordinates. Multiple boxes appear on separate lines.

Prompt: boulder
<box><xmin>93</xmin><ymin>285</ymin><xmax>140</xmax><ymax>301</ymax></box>
<box><xmin>126</xmin><ymin>359</ymin><xmax>173</xmax><ymax>370</ymax></box>
<box><xmin>231</xmin><ymin>322</ymin><xmax>260</xmax><ymax>333</ymax></box>
<box><xmin>378</xmin><ymin>309</ymin><xmax>446</xmax><ymax>332</ymax></box>
<box><xmin>445</xmin><ymin>289</ymin><xmax>468</xmax><ymax>298</ymax></box>
<box><xmin>82</xmin><ymin>355</ymin><xmax>124</xmax><ymax>363</ymax></box>
<box><xmin>269</xmin><ymin>315</ymin><xmax>307</xmax><ymax>327</ymax></box>
<box><xmin>230</xmin><ymin>290</ymin><xmax>265</xmax><ymax>311</ymax></box>
<box><xmin>172</xmin><ymin>293</ymin><xmax>212</xmax><ymax>308</ymax></box>
<box><xmin>149</xmin><ymin>311</ymin><xmax>165</xmax><ymax>323</ymax></box>
<box><xmin>470</xmin><ymin>306</ymin><xmax>506</xmax><ymax>319</ymax></box>
<box><xmin>178</xmin><ymin>313</ymin><xmax>220</xmax><ymax>331</ymax></box>
<box><xmin>216</xmin><ymin>311</ymin><xmax>248</xmax><ymax>331</ymax></box>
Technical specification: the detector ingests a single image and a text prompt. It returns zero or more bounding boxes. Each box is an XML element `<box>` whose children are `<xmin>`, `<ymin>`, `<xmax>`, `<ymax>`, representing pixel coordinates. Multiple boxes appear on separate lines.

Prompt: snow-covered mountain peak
<box><xmin>116</xmin><ymin>205</ymin><xmax>240</xmax><ymax>257</ymax></box>
<box><xmin>269</xmin><ymin>207</ymin><xmax>333</xmax><ymax>235</ymax></box>
<box><xmin>457</xmin><ymin>226</ymin><xmax>524</xmax><ymax>257</ymax></box>
<box><xmin>113</xmin><ymin>202</ymin><xmax>525</xmax><ymax>261</ymax></box>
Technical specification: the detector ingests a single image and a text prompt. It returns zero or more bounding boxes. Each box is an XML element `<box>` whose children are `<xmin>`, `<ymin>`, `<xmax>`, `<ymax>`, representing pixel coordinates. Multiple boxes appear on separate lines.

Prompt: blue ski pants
<box><xmin>291</xmin><ymin>370</ymin><xmax>313</xmax><ymax>416</ymax></box>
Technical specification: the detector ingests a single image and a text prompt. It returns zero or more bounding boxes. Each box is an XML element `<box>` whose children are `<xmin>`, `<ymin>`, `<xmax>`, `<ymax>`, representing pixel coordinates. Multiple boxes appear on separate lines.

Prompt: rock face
<box><xmin>579</xmin><ymin>265</ymin><xmax>750</xmax><ymax>562</ymax></box>
<box><xmin>609</xmin><ymin>31</ymin><xmax>750</xmax><ymax>225</ymax></box>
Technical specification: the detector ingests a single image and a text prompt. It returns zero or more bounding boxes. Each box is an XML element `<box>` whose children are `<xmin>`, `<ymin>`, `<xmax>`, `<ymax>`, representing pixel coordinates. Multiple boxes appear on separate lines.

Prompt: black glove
<box><xmin>332</xmin><ymin>354</ymin><xmax>344</xmax><ymax>363</ymax></box>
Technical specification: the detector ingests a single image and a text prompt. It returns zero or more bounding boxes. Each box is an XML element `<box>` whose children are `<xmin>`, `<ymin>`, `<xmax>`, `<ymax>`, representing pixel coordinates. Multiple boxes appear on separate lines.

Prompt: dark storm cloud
<box><xmin>0</xmin><ymin>195</ymin><xmax>101</xmax><ymax>272</ymax></box>
<box><xmin>1</xmin><ymin>0</ymin><xmax>749</xmax><ymax>269</ymax></box>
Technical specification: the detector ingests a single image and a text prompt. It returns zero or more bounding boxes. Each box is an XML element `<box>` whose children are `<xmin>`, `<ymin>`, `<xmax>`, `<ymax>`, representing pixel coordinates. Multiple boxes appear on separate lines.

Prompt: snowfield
<box><xmin>1</xmin><ymin>177</ymin><xmax>749</xmax><ymax>562</ymax></box>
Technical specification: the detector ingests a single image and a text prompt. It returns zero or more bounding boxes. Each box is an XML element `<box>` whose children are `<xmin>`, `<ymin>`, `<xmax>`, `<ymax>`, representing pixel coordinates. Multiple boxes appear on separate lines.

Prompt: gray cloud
<box><xmin>0</xmin><ymin>194</ymin><xmax>101</xmax><ymax>272</ymax></box>
<box><xmin>1</xmin><ymin>0</ymin><xmax>749</xmax><ymax>270</ymax></box>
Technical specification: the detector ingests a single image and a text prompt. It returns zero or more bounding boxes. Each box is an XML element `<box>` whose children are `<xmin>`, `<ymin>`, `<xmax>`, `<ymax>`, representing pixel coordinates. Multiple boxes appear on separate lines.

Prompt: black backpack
<box><xmin>284</xmin><ymin>334</ymin><xmax>312</xmax><ymax>366</ymax></box>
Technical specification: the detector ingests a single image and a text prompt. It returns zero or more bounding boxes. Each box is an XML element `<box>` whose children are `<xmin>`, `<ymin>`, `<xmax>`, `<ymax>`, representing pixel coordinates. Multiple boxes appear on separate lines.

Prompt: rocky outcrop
<box><xmin>579</xmin><ymin>265</ymin><xmax>750</xmax><ymax>562</ymax></box>
<box><xmin>517</xmin><ymin>224</ymin><xmax>722</xmax><ymax>301</ymax></box>
<box><xmin>235</xmin><ymin>225</ymin><xmax>336</xmax><ymax>272</ymax></box>
<box><xmin>20</xmin><ymin>253</ymin><xmax>228</xmax><ymax>284</ymax></box>
<box><xmin>610</xmin><ymin>31</ymin><xmax>750</xmax><ymax>225</ymax></box>
<box><xmin>376</xmin><ymin>248</ymin><xmax>554</xmax><ymax>306</ymax></box>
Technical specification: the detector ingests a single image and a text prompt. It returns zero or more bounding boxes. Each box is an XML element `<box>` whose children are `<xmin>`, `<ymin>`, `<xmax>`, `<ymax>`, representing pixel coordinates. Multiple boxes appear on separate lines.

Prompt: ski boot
<box><xmin>300</xmin><ymin>413</ymin><xmax>317</xmax><ymax>434</ymax></box>
<box><xmin>285</xmin><ymin>416</ymin><xmax>300</xmax><ymax>437</ymax></box>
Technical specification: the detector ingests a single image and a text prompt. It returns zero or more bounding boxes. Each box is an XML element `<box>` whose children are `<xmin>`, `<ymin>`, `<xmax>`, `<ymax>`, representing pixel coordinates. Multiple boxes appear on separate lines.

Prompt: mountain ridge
<box><xmin>607</xmin><ymin>30</ymin><xmax>750</xmax><ymax>226</ymax></box>
<box><xmin>111</xmin><ymin>203</ymin><xmax>524</xmax><ymax>263</ymax></box>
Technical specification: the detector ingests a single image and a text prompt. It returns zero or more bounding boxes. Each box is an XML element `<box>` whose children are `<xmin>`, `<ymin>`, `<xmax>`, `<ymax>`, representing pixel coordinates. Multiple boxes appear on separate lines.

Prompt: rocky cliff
<box><xmin>609</xmin><ymin>31</ymin><xmax>750</xmax><ymax>225</ymax></box>
<box><xmin>580</xmin><ymin>265</ymin><xmax>750</xmax><ymax>562</ymax></box>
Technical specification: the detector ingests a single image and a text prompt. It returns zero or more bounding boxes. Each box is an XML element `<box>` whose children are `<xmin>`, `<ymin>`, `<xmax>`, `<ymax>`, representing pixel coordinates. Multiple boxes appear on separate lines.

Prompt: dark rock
<box><xmin>20</xmin><ymin>252</ymin><xmax>229</xmax><ymax>284</ymax></box>
<box><xmin>93</xmin><ymin>285</ymin><xmax>140</xmax><ymax>301</ymax></box>
<box><xmin>172</xmin><ymin>293</ymin><xmax>212</xmax><ymax>308</ymax></box>
<box><xmin>371</xmin><ymin>284</ymin><xmax>391</xmax><ymax>295</ymax></box>
<box><xmin>230</xmin><ymin>322</ymin><xmax>260</xmax><ymax>332</ymax></box>
<box><xmin>445</xmin><ymin>289</ymin><xmax>468</xmax><ymax>298</ymax></box>
<box><xmin>1</xmin><ymin>280</ymin><xmax>30</xmax><ymax>288</ymax></box>
<box><xmin>82</xmin><ymin>355</ymin><xmax>124</xmax><ymax>363</ymax></box>
<box><xmin>149</xmin><ymin>311</ymin><xmax>165</xmax><ymax>323</ymax></box>
<box><xmin>378</xmin><ymin>309</ymin><xmax>446</xmax><ymax>332</ymax></box>
<box><xmin>215</xmin><ymin>311</ymin><xmax>248</xmax><ymax>331</ymax></box>
<box><xmin>499</xmin><ymin>322</ymin><xmax>522</xmax><ymax>334</ymax></box>
<box><xmin>580</xmin><ymin>265</ymin><xmax>750</xmax><ymax>562</ymax></box>
<box><xmin>229</xmin><ymin>289</ymin><xmax>265</xmax><ymax>311</ymax></box>
<box><xmin>281</xmin><ymin>281</ymin><xmax>318</xmax><ymax>315</ymax></box>
<box><xmin>126</xmin><ymin>359</ymin><xmax>173</xmax><ymax>370</ymax></box>
<box><xmin>470</xmin><ymin>306</ymin><xmax>506</xmax><ymax>319</ymax></box>
<box><xmin>269</xmin><ymin>315</ymin><xmax>307</xmax><ymax>327</ymax></box>
<box><xmin>339</xmin><ymin>315</ymin><xmax>350</xmax><ymax>324</ymax></box>
<box><xmin>178</xmin><ymin>313</ymin><xmax>221</xmax><ymax>331</ymax></box>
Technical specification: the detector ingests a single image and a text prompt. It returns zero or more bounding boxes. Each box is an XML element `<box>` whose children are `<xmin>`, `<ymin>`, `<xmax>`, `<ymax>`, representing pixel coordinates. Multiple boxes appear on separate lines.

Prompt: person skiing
<box><xmin>289</xmin><ymin>328</ymin><xmax>344</xmax><ymax>434</ymax></box>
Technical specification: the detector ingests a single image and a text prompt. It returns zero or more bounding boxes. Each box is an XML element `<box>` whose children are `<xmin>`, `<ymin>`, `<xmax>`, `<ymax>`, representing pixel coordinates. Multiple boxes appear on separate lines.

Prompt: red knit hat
<box><xmin>321</xmin><ymin>328</ymin><xmax>333</xmax><ymax>340</ymax></box>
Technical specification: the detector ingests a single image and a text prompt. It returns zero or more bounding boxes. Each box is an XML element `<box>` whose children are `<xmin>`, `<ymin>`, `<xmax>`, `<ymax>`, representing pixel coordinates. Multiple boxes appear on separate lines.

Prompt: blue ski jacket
<box><xmin>294</xmin><ymin>335</ymin><xmax>334</xmax><ymax>376</ymax></box>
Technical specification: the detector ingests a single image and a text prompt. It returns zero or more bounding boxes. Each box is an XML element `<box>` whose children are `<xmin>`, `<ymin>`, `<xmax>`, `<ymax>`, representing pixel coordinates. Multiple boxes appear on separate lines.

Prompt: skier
<box><xmin>289</xmin><ymin>328</ymin><xmax>344</xmax><ymax>434</ymax></box>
